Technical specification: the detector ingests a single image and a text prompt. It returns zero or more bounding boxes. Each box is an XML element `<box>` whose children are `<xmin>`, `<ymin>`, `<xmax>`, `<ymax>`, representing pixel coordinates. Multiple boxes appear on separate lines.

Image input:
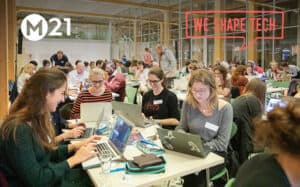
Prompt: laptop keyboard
<box><xmin>80</xmin><ymin>128</ymin><xmax>95</xmax><ymax>138</ymax></box>
<box><xmin>96</xmin><ymin>142</ymin><xmax>117</xmax><ymax>158</ymax></box>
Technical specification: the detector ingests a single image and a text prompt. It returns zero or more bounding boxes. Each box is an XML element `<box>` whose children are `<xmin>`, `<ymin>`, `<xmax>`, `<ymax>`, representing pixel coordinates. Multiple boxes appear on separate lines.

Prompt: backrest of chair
<box><xmin>231</xmin><ymin>87</ymin><xmax>240</xmax><ymax>99</ymax></box>
<box><xmin>224</xmin><ymin>178</ymin><xmax>235</xmax><ymax>187</ymax></box>
<box><xmin>9</xmin><ymin>81</ymin><xmax>18</xmax><ymax>104</ymax></box>
<box><xmin>125</xmin><ymin>86</ymin><xmax>137</xmax><ymax>104</ymax></box>
<box><xmin>0</xmin><ymin>170</ymin><xmax>8</xmax><ymax>187</ymax></box>
<box><xmin>271</xmin><ymin>80</ymin><xmax>290</xmax><ymax>88</ymax></box>
<box><xmin>230</xmin><ymin>122</ymin><xmax>238</xmax><ymax>139</ymax></box>
<box><xmin>59</xmin><ymin>103</ymin><xmax>74</xmax><ymax>120</ymax></box>
<box><xmin>287</xmin><ymin>79</ymin><xmax>299</xmax><ymax>96</ymax></box>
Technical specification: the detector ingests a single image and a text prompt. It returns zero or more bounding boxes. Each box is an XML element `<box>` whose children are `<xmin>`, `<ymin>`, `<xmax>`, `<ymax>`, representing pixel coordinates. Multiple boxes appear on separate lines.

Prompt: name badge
<box><xmin>204</xmin><ymin>122</ymin><xmax>219</xmax><ymax>132</ymax></box>
<box><xmin>153</xmin><ymin>99</ymin><xmax>163</xmax><ymax>105</ymax></box>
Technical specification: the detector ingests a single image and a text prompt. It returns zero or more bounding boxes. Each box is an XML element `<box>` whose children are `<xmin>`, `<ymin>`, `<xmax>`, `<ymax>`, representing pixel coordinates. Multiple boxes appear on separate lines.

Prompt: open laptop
<box><xmin>80</xmin><ymin>102</ymin><xmax>112</xmax><ymax>127</ymax></box>
<box><xmin>112</xmin><ymin>101</ymin><xmax>155</xmax><ymax>128</ymax></box>
<box><xmin>174</xmin><ymin>78</ymin><xmax>188</xmax><ymax>91</ymax></box>
<box><xmin>157</xmin><ymin>128</ymin><xmax>209</xmax><ymax>158</ymax></box>
<box><xmin>82</xmin><ymin>115</ymin><xmax>133</xmax><ymax>169</ymax></box>
<box><xmin>79</xmin><ymin>102</ymin><xmax>112</xmax><ymax>138</ymax></box>
<box><xmin>265</xmin><ymin>98</ymin><xmax>287</xmax><ymax>113</ymax></box>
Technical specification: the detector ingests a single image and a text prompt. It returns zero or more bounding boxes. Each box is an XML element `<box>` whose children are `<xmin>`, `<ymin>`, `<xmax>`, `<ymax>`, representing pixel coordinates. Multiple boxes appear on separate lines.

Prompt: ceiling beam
<box><xmin>89</xmin><ymin>0</ymin><xmax>170</xmax><ymax>11</ymax></box>
<box><xmin>16</xmin><ymin>6</ymin><xmax>164</xmax><ymax>24</ymax></box>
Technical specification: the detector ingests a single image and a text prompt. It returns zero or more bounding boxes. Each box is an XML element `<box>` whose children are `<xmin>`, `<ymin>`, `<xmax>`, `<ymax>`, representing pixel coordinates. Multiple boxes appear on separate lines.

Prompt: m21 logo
<box><xmin>21</xmin><ymin>14</ymin><xmax>71</xmax><ymax>41</ymax></box>
<box><xmin>185</xmin><ymin>10</ymin><xmax>284</xmax><ymax>50</ymax></box>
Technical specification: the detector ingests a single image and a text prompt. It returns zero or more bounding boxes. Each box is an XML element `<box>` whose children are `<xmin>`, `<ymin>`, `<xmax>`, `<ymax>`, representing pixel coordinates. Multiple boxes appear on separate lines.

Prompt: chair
<box><xmin>224</xmin><ymin>178</ymin><xmax>235</xmax><ymax>187</ymax></box>
<box><xmin>0</xmin><ymin>170</ymin><xmax>8</xmax><ymax>187</ymax></box>
<box><xmin>59</xmin><ymin>103</ymin><xmax>74</xmax><ymax>120</ymax></box>
<box><xmin>125</xmin><ymin>86</ymin><xmax>137</xmax><ymax>104</ymax></box>
<box><xmin>9</xmin><ymin>81</ymin><xmax>18</xmax><ymax>104</ymax></box>
<box><xmin>271</xmin><ymin>80</ymin><xmax>289</xmax><ymax>88</ymax></box>
<box><xmin>210</xmin><ymin>122</ymin><xmax>238</xmax><ymax>184</ymax></box>
<box><xmin>231</xmin><ymin>87</ymin><xmax>240</xmax><ymax>99</ymax></box>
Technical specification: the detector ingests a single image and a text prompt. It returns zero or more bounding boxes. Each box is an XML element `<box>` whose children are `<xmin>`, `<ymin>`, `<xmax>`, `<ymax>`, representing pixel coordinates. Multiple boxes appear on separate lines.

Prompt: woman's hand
<box><xmin>73</xmin><ymin>135</ymin><xmax>101</xmax><ymax>151</ymax></box>
<box><xmin>68</xmin><ymin>122</ymin><xmax>86</xmax><ymax>129</ymax></box>
<box><xmin>67</xmin><ymin>143</ymin><xmax>97</xmax><ymax>168</ymax></box>
<box><xmin>64</xmin><ymin>126</ymin><xmax>85</xmax><ymax>139</ymax></box>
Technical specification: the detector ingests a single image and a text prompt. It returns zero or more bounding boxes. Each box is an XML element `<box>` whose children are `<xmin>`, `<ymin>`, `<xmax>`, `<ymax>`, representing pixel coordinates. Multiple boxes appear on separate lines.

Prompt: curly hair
<box><xmin>254</xmin><ymin>100</ymin><xmax>300</xmax><ymax>155</ymax></box>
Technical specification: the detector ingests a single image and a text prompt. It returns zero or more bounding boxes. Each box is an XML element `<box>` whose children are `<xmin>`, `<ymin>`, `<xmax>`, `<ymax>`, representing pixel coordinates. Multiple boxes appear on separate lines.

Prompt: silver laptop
<box><xmin>80</xmin><ymin>102</ymin><xmax>112</xmax><ymax>127</ymax></box>
<box><xmin>157</xmin><ymin>128</ymin><xmax>209</xmax><ymax>158</ymax></box>
<box><xmin>82</xmin><ymin>115</ymin><xmax>133</xmax><ymax>169</ymax></box>
<box><xmin>112</xmin><ymin>101</ymin><xmax>154</xmax><ymax>128</ymax></box>
<box><xmin>265</xmin><ymin>98</ymin><xmax>287</xmax><ymax>113</ymax></box>
<box><xmin>174</xmin><ymin>78</ymin><xmax>188</xmax><ymax>91</ymax></box>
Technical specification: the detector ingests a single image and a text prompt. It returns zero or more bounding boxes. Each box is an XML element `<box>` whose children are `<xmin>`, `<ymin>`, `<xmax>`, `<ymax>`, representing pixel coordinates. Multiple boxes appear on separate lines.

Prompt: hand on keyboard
<box><xmin>65</xmin><ymin>126</ymin><xmax>85</xmax><ymax>139</ymax></box>
<box><xmin>68</xmin><ymin>122</ymin><xmax>86</xmax><ymax>129</ymax></box>
<box><xmin>69</xmin><ymin>143</ymin><xmax>97</xmax><ymax>167</ymax></box>
<box><xmin>79</xmin><ymin>135</ymin><xmax>101</xmax><ymax>147</ymax></box>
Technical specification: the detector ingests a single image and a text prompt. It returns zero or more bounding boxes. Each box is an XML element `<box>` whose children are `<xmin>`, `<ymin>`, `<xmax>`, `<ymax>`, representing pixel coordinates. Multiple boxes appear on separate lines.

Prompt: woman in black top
<box><xmin>142</xmin><ymin>67</ymin><xmax>180</xmax><ymax>129</ymax></box>
<box><xmin>234</xmin><ymin>100</ymin><xmax>300</xmax><ymax>187</ymax></box>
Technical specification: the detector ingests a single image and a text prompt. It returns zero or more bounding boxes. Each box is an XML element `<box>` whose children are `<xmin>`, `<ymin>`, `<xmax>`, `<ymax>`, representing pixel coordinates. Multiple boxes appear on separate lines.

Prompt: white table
<box><xmin>87</xmin><ymin>150</ymin><xmax>224</xmax><ymax>187</ymax></box>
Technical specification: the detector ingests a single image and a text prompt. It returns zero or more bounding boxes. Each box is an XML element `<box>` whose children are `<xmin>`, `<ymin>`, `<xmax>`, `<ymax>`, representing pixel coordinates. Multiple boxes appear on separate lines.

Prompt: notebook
<box><xmin>112</xmin><ymin>101</ymin><xmax>155</xmax><ymax>128</ymax></box>
<box><xmin>80</xmin><ymin>102</ymin><xmax>112</xmax><ymax>127</ymax></box>
<box><xmin>265</xmin><ymin>98</ymin><xmax>287</xmax><ymax>113</ymax></box>
<box><xmin>82</xmin><ymin>115</ymin><xmax>133</xmax><ymax>169</ymax></box>
<box><xmin>157</xmin><ymin>128</ymin><xmax>209</xmax><ymax>158</ymax></box>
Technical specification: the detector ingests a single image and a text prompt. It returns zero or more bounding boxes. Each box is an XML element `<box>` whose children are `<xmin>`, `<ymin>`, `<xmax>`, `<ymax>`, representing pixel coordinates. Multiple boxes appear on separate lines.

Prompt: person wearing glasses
<box><xmin>176</xmin><ymin>69</ymin><xmax>233</xmax><ymax>187</ymax></box>
<box><xmin>142</xmin><ymin>67</ymin><xmax>180</xmax><ymax>129</ymax></box>
<box><xmin>70</xmin><ymin>68</ymin><xmax>112</xmax><ymax>119</ymax></box>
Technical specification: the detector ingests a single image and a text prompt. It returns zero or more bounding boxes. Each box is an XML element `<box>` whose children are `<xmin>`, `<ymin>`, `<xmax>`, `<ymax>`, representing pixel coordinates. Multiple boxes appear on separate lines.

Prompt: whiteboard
<box><xmin>22</xmin><ymin>38</ymin><xmax>110</xmax><ymax>67</ymax></box>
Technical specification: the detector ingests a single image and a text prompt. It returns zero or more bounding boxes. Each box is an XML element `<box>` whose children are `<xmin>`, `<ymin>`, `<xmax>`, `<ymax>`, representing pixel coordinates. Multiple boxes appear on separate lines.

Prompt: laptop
<box><xmin>265</xmin><ymin>98</ymin><xmax>287</xmax><ymax>113</ymax></box>
<box><xmin>174</xmin><ymin>78</ymin><xmax>188</xmax><ymax>91</ymax></box>
<box><xmin>80</xmin><ymin>102</ymin><xmax>112</xmax><ymax>127</ymax></box>
<box><xmin>82</xmin><ymin>115</ymin><xmax>133</xmax><ymax>169</ymax></box>
<box><xmin>79</xmin><ymin>102</ymin><xmax>112</xmax><ymax>138</ymax></box>
<box><xmin>157</xmin><ymin>128</ymin><xmax>209</xmax><ymax>158</ymax></box>
<box><xmin>112</xmin><ymin>101</ymin><xmax>155</xmax><ymax>128</ymax></box>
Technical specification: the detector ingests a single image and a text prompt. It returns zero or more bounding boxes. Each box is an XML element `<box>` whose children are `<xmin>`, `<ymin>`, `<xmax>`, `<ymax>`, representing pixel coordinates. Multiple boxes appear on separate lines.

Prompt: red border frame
<box><xmin>185</xmin><ymin>10</ymin><xmax>285</xmax><ymax>50</ymax></box>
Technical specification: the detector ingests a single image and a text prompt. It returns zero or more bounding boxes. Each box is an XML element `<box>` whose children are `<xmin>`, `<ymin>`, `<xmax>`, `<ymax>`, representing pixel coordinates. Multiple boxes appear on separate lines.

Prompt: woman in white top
<box><xmin>17</xmin><ymin>63</ymin><xmax>35</xmax><ymax>93</ymax></box>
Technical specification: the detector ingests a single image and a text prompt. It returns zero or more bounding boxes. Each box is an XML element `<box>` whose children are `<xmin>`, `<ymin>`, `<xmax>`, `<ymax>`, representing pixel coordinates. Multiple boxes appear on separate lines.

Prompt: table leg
<box><xmin>206</xmin><ymin>168</ymin><xmax>210</xmax><ymax>187</ymax></box>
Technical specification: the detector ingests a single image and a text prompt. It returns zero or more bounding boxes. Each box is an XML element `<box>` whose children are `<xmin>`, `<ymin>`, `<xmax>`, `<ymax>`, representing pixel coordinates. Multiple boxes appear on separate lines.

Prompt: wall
<box><xmin>21</xmin><ymin>38</ymin><xmax>110</xmax><ymax>67</ymax></box>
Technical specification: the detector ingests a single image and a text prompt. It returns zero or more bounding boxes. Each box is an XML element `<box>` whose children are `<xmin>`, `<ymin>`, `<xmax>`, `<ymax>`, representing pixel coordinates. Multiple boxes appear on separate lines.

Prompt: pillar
<box><xmin>0</xmin><ymin>0</ymin><xmax>9</xmax><ymax>119</ymax></box>
<box><xmin>7</xmin><ymin>0</ymin><xmax>16</xmax><ymax>81</ymax></box>
<box><xmin>213</xmin><ymin>1</ymin><xmax>224</xmax><ymax>64</ymax></box>
<box><xmin>247</xmin><ymin>1</ymin><xmax>257</xmax><ymax>62</ymax></box>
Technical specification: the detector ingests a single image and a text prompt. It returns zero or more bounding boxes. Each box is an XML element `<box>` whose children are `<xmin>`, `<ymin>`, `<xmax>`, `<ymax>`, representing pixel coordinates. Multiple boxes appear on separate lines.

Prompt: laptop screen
<box><xmin>266</xmin><ymin>98</ymin><xmax>287</xmax><ymax>113</ymax></box>
<box><xmin>110</xmin><ymin>116</ymin><xmax>132</xmax><ymax>153</ymax></box>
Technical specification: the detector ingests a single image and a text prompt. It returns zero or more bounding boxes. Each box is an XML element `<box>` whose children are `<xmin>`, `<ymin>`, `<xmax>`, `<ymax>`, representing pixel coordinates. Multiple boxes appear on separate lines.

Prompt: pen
<box><xmin>110</xmin><ymin>167</ymin><xmax>125</xmax><ymax>173</ymax></box>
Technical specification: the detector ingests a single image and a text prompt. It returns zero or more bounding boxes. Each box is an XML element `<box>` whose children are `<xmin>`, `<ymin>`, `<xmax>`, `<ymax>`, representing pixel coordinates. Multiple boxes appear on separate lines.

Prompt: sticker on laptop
<box><xmin>188</xmin><ymin>141</ymin><xmax>201</xmax><ymax>153</ymax></box>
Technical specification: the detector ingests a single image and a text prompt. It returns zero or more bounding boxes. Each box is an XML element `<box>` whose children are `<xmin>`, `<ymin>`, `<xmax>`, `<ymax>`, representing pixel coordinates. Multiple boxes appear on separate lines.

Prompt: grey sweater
<box><xmin>176</xmin><ymin>100</ymin><xmax>233</xmax><ymax>152</ymax></box>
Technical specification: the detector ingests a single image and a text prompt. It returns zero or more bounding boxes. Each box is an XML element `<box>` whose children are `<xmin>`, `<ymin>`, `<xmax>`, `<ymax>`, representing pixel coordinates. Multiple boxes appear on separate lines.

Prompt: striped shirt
<box><xmin>71</xmin><ymin>88</ymin><xmax>112</xmax><ymax>119</ymax></box>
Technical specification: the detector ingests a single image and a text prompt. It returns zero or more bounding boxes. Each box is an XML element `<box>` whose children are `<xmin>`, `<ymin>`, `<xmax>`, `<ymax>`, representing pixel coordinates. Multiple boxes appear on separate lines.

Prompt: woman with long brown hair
<box><xmin>231</xmin><ymin>78</ymin><xmax>266</xmax><ymax>163</ymax></box>
<box><xmin>0</xmin><ymin>68</ymin><xmax>99</xmax><ymax>186</ymax></box>
<box><xmin>177</xmin><ymin>69</ymin><xmax>233</xmax><ymax>187</ymax></box>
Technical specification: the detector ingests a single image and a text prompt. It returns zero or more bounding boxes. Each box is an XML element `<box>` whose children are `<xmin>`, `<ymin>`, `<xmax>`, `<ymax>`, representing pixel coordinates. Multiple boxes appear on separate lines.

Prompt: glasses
<box><xmin>147</xmin><ymin>79</ymin><xmax>161</xmax><ymax>84</ymax></box>
<box><xmin>191</xmin><ymin>88</ymin><xmax>209</xmax><ymax>94</ymax></box>
<box><xmin>91</xmin><ymin>80</ymin><xmax>104</xmax><ymax>84</ymax></box>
